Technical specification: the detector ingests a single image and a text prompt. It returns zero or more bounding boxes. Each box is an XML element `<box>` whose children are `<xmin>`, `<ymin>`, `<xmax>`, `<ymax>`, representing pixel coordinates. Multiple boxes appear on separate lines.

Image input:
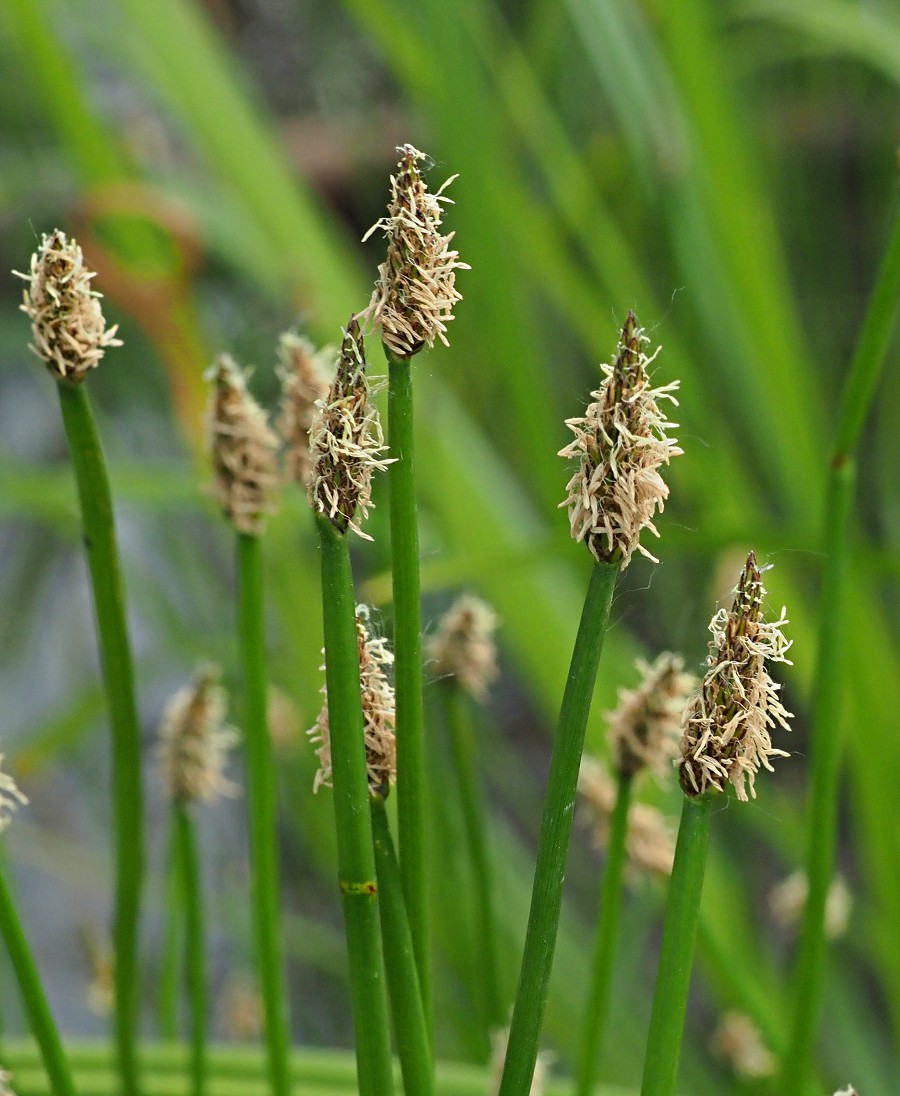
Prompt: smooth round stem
<box><xmin>236</xmin><ymin>533</ymin><xmax>292</xmax><ymax>1096</ymax></box>
<box><xmin>370</xmin><ymin>797</ymin><xmax>434</xmax><ymax>1096</ymax></box>
<box><xmin>498</xmin><ymin>560</ymin><xmax>619</xmax><ymax>1096</ymax></box>
<box><xmin>174</xmin><ymin>801</ymin><xmax>206</xmax><ymax>1096</ymax></box>
<box><xmin>316</xmin><ymin>515</ymin><xmax>395</xmax><ymax>1096</ymax></box>
<box><xmin>157</xmin><ymin>827</ymin><xmax>183</xmax><ymax>1041</ymax></box>
<box><xmin>386</xmin><ymin>350</ymin><xmax>430</xmax><ymax>1028</ymax></box>
<box><xmin>441</xmin><ymin>684</ymin><xmax>504</xmax><ymax>1046</ymax></box>
<box><xmin>0</xmin><ymin>862</ymin><xmax>77</xmax><ymax>1096</ymax></box>
<box><xmin>57</xmin><ymin>380</ymin><xmax>143</xmax><ymax>1096</ymax></box>
<box><xmin>574</xmin><ymin>769</ymin><xmax>633</xmax><ymax>1096</ymax></box>
<box><xmin>639</xmin><ymin>793</ymin><xmax>713</xmax><ymax>1096</ymax></box>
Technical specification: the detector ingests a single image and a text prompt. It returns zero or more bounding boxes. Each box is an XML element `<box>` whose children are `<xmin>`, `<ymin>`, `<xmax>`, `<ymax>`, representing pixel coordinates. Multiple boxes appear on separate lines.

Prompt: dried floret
<box><xmin>15</xmin><ymin>229</ymin><xmax>121</xmax><ymax>383</ymax></box>
<box><xmin>276</xmin><ymin>333</ymin><xmax>334</xmax><ymax>488</ymax></box>
<box><xmin>560</xmin><ymin>311</ymin><xmax>681</xmax><ymax>568</ymax></box>
<box><xmin>678</xmin><ymin>552</ymin><xmax>792</xmax><ymax>801</ymax></box>
<box><xmin>427</xmin><ymin>594</ymin><xmax>499</xmax><ymax>701</ymax></box>
<box><xmin>710</xmin><ymin>1011</ymin><xmax>776</xmax><ymax>1080</ymax></box>
<box><xmin>362</xmin><ymin>144</ymin><xmax>468</xmax><ymax>358</ymax></box>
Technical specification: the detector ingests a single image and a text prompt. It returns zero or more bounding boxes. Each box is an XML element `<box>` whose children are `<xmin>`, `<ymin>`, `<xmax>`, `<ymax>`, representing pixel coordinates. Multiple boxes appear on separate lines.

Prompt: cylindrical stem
<box><xmin>57</xmin><ymin>380</ymin><xmax>143</xmax><ymax>1096</ymax></box>
<box><xmin>317</xmin><ymin>515</ymin><xmax>395</xmax><ymax>1096</ymax></box>
<box><xmin>236</xmin><ymin>533</ymin><xmax>292</xmax><ymax>1096</ymax></box>
<box><xmin>174</xmin><ymin>801</ymin><xmax>206</xmax><ymax>1096</ymax></box>
<box><xmin>574</xmin><ymin>769</ymin><xmax>633</xmax><ymax>1096</ymax></box>
<box><xmin>498</xmin><ymin>560</ymin><xmax>619</xmax><ymax>1096</ymax></box>
<box><xmin>386</xmin><ymin>351</ymin><xmax>430</xmax><ymax>1027</ymax></box>
<box><xmin>370</xmin><ymin>797</ymin><xmax>434</xmax><ymax>1096</ymax></box>
<box><xmin>158</xmin><ymin>826</ymin><xmax>183</xmax><ymax>1041</ymax></box>
<box><xmin>442</xmin><ymin>684</ymin><xmax>504</xmax><ymax>1045</ymax></box>
<box><xmin>0</xmin><ymin>862</ymin><xmax>77</xmax><ymax>1096</ymax></box>
<box><xmin>639</xmin><ymin>793</ymin><xmax>713</xmax><ymax>1096</ymax></box>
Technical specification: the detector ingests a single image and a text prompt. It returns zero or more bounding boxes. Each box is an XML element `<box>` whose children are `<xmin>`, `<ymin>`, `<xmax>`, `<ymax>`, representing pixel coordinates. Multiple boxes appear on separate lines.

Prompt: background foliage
<box><xmin>0</xmin><ymin>0</ymin><xmax>898</xmax><ymax>1092</ymax></box>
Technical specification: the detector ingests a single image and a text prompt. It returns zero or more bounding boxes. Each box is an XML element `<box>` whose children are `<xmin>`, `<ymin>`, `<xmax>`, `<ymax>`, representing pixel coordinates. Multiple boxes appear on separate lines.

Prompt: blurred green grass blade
<box><xmin>734</xmin><ymin>0</ymin><xmax>900</xmax><ymax>84</ymax></box>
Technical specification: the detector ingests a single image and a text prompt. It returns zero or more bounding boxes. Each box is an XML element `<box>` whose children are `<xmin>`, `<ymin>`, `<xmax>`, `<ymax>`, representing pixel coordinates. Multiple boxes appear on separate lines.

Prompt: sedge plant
<box><xmin>362</xmin><ymin>144</ymin><xmax>469</xmax><ymax>1021</ymax></box>
<box><xmin>574</xmin><ymin>653</ymin><xmax>694</xmax><ymax>1096</ymax></box>
<box><xmin>498</xmin><ymin>311</ymin><xmax>682</xmax><ymax>1096</ymax></box>
<box><xmin>15</xmin><ymin>230</ymin><xmax>143</xmax><ymax>1096</ymax></box>
<box><xmin>155</xmin><ymin>664</ymin><xmax>238</xmax><ymax>1096</ymax></box>
<box><xmin>306</xmin><ymin>318</ymin><xmax>395</xmax><ymax>1096</ymax></box>
<box><xmin>640</xmin><ymin>552</ymin><xmax>793</xmax><ymax>1096</ymax></box>
<box><xmin>206</xmin><ymin>357</ymin><xmax>291</xmax><ymax>1096</ymax></box>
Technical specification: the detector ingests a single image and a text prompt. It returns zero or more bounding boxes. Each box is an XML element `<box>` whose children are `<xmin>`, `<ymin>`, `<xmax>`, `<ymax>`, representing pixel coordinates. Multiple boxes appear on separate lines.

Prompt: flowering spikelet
<box><xmin>559</xmin><ymin>311</ymin><xmax>681</xmax><ymax>567</ymax></box>
<box><xmin>710</xmin><ymin>1011</ymin><xmax>776</xmax><ymax>1080</ymax></box>
<box><xmin>362</xmin><ymin>144</ymin><xmax>469</xmax><ymax>358</ymax></box>
<box><xmin>276</xmin><ymin>333</ymin><xmax>334</xmax><ymax>488</ymax></box>
<box><xmin>309</xmin><ymin>608</ymin><xmax>397</xmax><ymax>797</ymax></box>
<box><xmin>15</xmin><ymin>229</ymin><xmax>122</xmax><ymax>383</ymax></box>
<box><xmin>678</xmin><ymin>552</ymin><xmax>792</xmax><ymax>801</ymax></box>
<box><xmin>156</xmin><ymin>664</ymin><xmax>238</xmax><ymax>803</ymax></box>
<box><xmin>578</xmin><ymin>757</ymin><xmax>675</xmax><ymax>876</ymax></box>
<box><xmin>426</xmin><ymin>594</ymin><xmax>499</xmax><ymax>701</ymax></box>
<box><xmin>607</xmin><ymin>652</ymin><xmax>696</xmax><ymax>781</ymax></box>
<box><xmin>307</xmin><ymin>317</ymin><xmax>392</xmax><ymax>539</ymax></box>
<box><xmin>769</xmin><ymin>870</ymin><xmax>852</xmax><ymax>940</ymax></box>
<box><xmin>0</xmin><ymin>756</ymin><xmax>27</xmax><ymax>833</ymax></box>
<box><xmin>206</xmin><ymin>355</ymin><xmax>280</xmax><ymax>535</ymax></box>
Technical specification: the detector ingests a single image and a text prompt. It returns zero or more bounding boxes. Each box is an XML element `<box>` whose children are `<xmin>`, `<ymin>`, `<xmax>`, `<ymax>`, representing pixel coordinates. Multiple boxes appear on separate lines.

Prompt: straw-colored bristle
<box><xmin>309</xmin><ymin>608</ymin><xmax>397</xmax><ymax>797</ymax></box>
<box><xmin>559</xmin><ymin>311</ymin><xmax>681</xmax><ymax>568</ymax></box>
<box><xmin>678</xmin><ymin>552</ymin><xmax>793</xmax><ymax>801</ymax></box>
<box><xmin>156</xmin><ymin>663</ymin><xmax>239</xmax><ymax>804</ymax></box>
<box><xmin>0</xmin><ymin>756</ymin><xmax>27</xmax><ymax>834</ymax></box>
<box><xmin>362</xmin><ymin>144</ymin><xmax>469</xmax><ymax>359</ymax></box>
<box><xmin>206</xmin><ymin>354</ymin><xmax>280</xmax><ymax>536</ymax></box>
<box><xmin>577</xmin><ymin>757</ymin><xmax>675</xmax><ymax>876</ymax></box>
<box><xmin>15</xmin><ymin>229</ymin><xmax>122</xmax><ymax>383</ymax></box>
<box><xmin>606</xmin><ymin>652</ymin><xmax>696</xmax><ymax>780</ymax></box>
<box><xmin>276</xmin><ymin>333</ymin><xmax>334</xmax><ymax>489</ymax></box>
<box><xmin>427</xmin><ymin>594</ymin><xmax>499</xmax><ymax>700</ymax></box>
<box><xmin>307</xmin><ymin>317</ymin><xmax>392</xmax><ymax>540</ymax></box>
<box><xmin>710</xmin><ymin>1011</ymin><xmax>776</xmax><ymax>1080</ymax></box>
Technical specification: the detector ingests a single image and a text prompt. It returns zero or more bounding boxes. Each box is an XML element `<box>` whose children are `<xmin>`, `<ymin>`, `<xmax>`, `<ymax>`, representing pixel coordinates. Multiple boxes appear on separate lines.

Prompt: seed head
<box><xmin>559</xmin><ymin>311</ymin><xmax>681</xmax><ymax>567</ymax></box>
<box><xmin>362</xmin><ymin>144</ymin><xmax>469</xmax><ymax>359</ymax></box>
<box><xmin>0</xmin><ymin>756</ymin><xmax>27</xmax><ymax>834</ymax></box>
<box><xmin>769</xmin><ymin>871</ymin><xmax>852</xmax><ymax>940</ymax></box>
<box><xmin>206</xmin><ymin>355</ymin><xmax>280</xmax><ymax>535</ymax></box>
<box><xmin>578</xmin><ymin>757</ymin><xmax>675</xmax><ymax>876</ymax></box>
<box><xmin>307</xmin><ymin>317</ymin><xmax>392</xmax><ymax>540</ymax></box>
<box><xmin>427</xmin><ymin>594</ymin><xmax>499</xmax><ymax>701</ymax></box>
<box><xmin>678</xmin><ymin>552</ymin><xmax>792</xmax><ymax>801</ymax></box>
<box><xmin>0</xmin><ymin>1068</ymin><xmax>15</xmax><ymax>1096</ymax></box>
<box><xmin>156</xmin><ymin>664</ymin><xmax>238</xmax><ymax>804</ymax></box>
<box><xmin>276</xmin><ymin>333</ymin><xmax>334</xmax><ymax>489</ymax></box>
<box><xmin>15</xmin><ymin>229</ymin><xmax>122</xmax><ymax>383</ymax></box>
<box><xmin>710</xmin><ymin>1012</ymin><xmax>776</xmax><ymax>1080</ymax></box>
<box><xmin>607</xmin><ymin>652</ymin><xmax>696</xmax><ymax>781</ymax></box>
<box><xmin>309</xmin><ymin>608</ymin><xmax>397</xmax><ymax>798</ymax></box>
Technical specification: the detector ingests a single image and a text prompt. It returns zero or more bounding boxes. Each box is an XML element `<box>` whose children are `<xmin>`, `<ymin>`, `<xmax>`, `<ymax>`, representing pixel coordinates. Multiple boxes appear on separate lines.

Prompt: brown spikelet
<box><xmin>710</xmin><ymin>1012</ymin><xmax>776</xmax><ymax>1080</ymax></box>
<box><xmin>559</xmin><ymin>311</ymin><xmax>681</xmax><ymax>567</ymax></box>
<box><xmin>678</xmin><ymin>552</ymin><xmax>792</xmax><ymax>801</ymax></box>
<box><xmin>276</xmin><ymin>333</ymin><xmax>334</xmax><ymax>488</ymax></box>
<box><xmin>427</xmin><ymin>594</ymin><xmax>499</xmax><ymax>701</ymax></box>
<box><xmin>15</xmin><ymin>229</ymin><xmax>122</xmax><ymax>383</ymax></box>
<box><xmin>206</xmin><ymin>355</ymin><xmax>280</xmax><ymax>535</ymax></box>
<box><xmin>362</xmin><ymin>144</ymin><xmax>469</xmax><ymax>359</ymax></box>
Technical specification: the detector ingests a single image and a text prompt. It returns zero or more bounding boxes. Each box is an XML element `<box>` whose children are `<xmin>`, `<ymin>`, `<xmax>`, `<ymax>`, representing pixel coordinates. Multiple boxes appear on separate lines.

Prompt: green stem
<box><xmin>386</xmin><ymin>351</ymin><xmax>430</xmax><ymax>1026</ymax></box>
<box><xmin>639</xmin><ymin>794</ymin><xmax>713</xmax><ymax>1096</ymax></box>
<box><xmin>158</xmin><ymin>828</ymin><xmax>183</xmax><ymax>1041</ymax></box>
<box><xmin>174</xmin><ymin>801</ymin><xmax>206</xmax><ymax>1096</ymax></box>
<box><xmin>370</xmin><ymin>796</ymin><xmax>434</xmax><ymax>1096</ymax></box>
<box><xmin>0</xmin><ymin>862</ymin><xmax>77</xmax><ymax>1096</ymax></box>
<box><xmin>781</xmin><ymin>197</ymin><xmax>900</xmax><ymax>1095</ymax></box>
<box><xmin>236</xmin><ymin>533</ymin><xmax>291</xmax><ymax>1096</ymax></box>
<box><xmin>316</xmin><ymin>515</ymin><xmax>395</xmax><ymax>1096</ymax></box>
<box><xmin>441</xmin><ymin>684</ymin><xmax>504</xmax><ymax>1047</ymax></box>
<box><xmin>498</xmin><ymin>560</ymin><xmax>619</xmax><ymax>1096</ymax></box>
<box><xmin>57</xmin><ymin>381</ymin><xmax>143</xmax><ymax>1096</ymax></box>
<box><xmin>574</xmin><ymin>769</ymin><xmax>633</xmax><ymax>1096</ymax></box>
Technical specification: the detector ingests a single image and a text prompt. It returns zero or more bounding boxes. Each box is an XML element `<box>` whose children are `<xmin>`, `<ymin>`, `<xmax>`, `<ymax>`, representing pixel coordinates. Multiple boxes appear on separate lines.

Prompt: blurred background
<box><xmin>0</xmin><ymin>0</ymin><xmax>898</xmax><ymax>1092</ymax></box>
